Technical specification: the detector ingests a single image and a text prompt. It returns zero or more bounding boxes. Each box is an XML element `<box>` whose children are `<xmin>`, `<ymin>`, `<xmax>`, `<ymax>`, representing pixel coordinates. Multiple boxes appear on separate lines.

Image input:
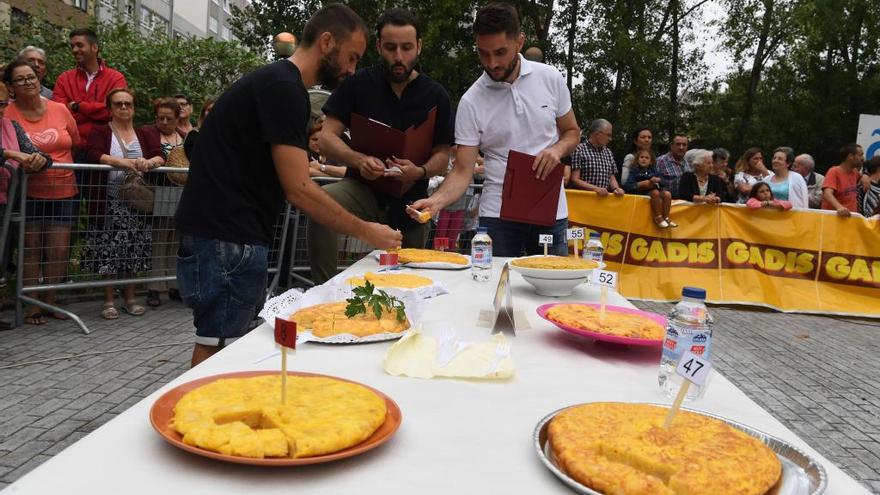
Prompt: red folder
<box><xmin>499</xmin><ymin>150</ymin><xmax>563</xmax><ymax>226</ymax></box>
<box><xmin>349</xmin><ymin>107</ymin><xmax>437</xmax><ymax>198</ymax></box>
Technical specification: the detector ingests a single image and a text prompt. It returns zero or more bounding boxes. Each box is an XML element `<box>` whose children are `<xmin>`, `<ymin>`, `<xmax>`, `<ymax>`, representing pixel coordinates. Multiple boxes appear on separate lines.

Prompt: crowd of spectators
<box><xmin>1</xmin><ymin>22</ymin><xmax>879</xmax><ymax>324</ymax></box>
<box><xmin>0</xmin><ymin>29</ymin><xmax>213</xmax><ymax>322</ymax></box>
<box><xmin>565</xmin><ymin>120</ymin><xmax>880</xmax><ymax>222</ymax></box>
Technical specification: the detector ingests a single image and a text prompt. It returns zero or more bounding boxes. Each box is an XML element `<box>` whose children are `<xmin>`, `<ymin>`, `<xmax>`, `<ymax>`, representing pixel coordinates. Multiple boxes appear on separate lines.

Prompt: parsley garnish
<box><xmin>345</xmin><ymin>280</ymin><xmax>407</xmax><ymax>322</ymax></box>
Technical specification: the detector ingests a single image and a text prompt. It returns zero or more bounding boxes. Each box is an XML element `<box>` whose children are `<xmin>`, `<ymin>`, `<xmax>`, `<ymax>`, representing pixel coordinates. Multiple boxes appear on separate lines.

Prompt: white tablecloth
<box><xmin>4</xmin><ymin>255</ymin><xmax>869</xmax><ymax>494</ymax></box>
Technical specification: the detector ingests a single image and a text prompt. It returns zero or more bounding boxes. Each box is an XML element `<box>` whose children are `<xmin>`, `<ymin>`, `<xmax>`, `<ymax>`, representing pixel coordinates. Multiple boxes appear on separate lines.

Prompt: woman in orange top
<box><xmin>4</xmin><ymin>60</ymin><xmax>80</xmax><ymax>325</ymax></box>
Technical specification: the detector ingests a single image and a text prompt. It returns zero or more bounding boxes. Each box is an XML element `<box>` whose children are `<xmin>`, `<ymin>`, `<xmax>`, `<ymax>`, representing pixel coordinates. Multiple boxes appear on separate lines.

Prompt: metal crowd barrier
<box><xmin>6</xmin><ymin>163</ymin><xmax>290</xmax><ymax>335</ymax></box>
<box><xmin>0</xmin><ymin>161</ymin><xmax>481</xmax><ymax>333</ymax></box>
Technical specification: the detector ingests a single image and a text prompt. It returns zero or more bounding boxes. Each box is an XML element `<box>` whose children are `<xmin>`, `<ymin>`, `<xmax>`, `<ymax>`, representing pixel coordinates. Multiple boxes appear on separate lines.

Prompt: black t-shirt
<box><xmin>322</xmin><ymin>65</ymin><xmax>453</xmax><ymax>227</ymax></box>
<box><xmin>175</xmin><ymin>60</ymin><xmax>309</xmax><ymax>245</ymax></box>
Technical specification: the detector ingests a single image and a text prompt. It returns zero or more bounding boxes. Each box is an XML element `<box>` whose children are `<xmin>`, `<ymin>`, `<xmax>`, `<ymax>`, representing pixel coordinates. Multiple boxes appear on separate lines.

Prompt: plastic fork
<box><xmin>486</xmin><ymin>340</ymin><xmax>511</xmax><ymax>375</ymax></box>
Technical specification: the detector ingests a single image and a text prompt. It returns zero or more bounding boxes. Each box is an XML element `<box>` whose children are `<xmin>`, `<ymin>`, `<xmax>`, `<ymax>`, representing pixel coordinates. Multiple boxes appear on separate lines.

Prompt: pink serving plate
<box><xmin>536</xmin><ymin>303</ymin><xmax>666</xmax><ymax>347</ymax></box>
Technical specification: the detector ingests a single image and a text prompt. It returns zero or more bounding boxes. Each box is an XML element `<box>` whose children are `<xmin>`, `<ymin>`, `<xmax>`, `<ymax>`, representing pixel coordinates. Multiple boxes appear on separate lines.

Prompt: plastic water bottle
<box><xmin>658</xmin><ymin>287</ymin><xmax>713</xmax><ymax>401</ymax></box>
<box><xmin>583</xmin><ymin>232</ymin><xmax>604</xmax><ymax>285</ymax></box>
<box><xmin>470</xmin><ymin>227</ymin><xmax>492</xmax><ymax>282</ymax></box>
<box><xmin>583</xmin><ymin>232</ymin><xmax>604</xmax><ymax>264</ymax></box>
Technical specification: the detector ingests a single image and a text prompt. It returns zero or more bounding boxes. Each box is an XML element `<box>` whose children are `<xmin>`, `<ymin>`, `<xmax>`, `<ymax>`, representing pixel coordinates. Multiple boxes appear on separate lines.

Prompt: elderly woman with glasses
<box><xmin>142</xmin><ymin>97</ymin><xmax>185</xmax><ymax>307</ymax></box>
<box><xmin>83</xmin><ymin>88</ymin><xmax>164</xmax><ymax>320</ymax></box>
<box><xmin>4</xmin><ymin>60</ymin><xmax>77</xmax><ymax>325</ymax></box>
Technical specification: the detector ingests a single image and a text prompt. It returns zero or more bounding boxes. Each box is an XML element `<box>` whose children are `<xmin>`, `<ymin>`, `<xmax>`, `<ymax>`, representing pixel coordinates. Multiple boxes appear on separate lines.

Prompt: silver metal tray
<box><xmin>534</xmin><ymin>403</ymin><xmax>827</xmax><ymax>495</ymax></box>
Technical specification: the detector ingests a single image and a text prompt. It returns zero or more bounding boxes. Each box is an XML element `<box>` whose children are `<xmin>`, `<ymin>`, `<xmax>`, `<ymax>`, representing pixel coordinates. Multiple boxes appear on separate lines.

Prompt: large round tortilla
<box><xmin>171</xmin><ymin>375</ymin><xmax>387</xmax><ymax>459</ymax></box>
<box><xmin>548</xmin><ymin>402</ymin><xmax>782</xmax><ymax>495</ymax></box>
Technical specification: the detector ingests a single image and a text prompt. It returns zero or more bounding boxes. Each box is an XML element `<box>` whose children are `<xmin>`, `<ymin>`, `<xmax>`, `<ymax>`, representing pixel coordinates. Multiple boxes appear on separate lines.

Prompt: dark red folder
<box><xmin>349</xmin><ymin>107</ymin><xmax>437</xmax><ymax>198</ymax></box>
<box><xmin>499</xmin><ymin>150</ymin><xmax>563</xmax><ymax>226</ymax></box>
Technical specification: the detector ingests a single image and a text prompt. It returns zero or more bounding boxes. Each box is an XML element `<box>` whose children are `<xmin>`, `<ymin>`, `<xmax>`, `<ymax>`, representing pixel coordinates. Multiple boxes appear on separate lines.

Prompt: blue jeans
<box><xmin>478</xmin><ymin>217</ymin><xmax>568</xmax><ymax>257</ymax></box>
<box><xmin>176</xmin><ymin>233</ymin><xmax>268</xmax><ymax>347</ymax></box>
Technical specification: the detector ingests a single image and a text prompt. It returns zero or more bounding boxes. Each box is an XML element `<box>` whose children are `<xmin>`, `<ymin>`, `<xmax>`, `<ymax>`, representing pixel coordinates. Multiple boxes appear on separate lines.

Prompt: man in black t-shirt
<box><xmin>175</xmin><ymin>4</ymin><xmax>402</xmax><ymax>367</ymax></box>
<box><xmin>309</xmin><ymin>8</ymin><xmax>454</xmax><ymax>283</ymax></box>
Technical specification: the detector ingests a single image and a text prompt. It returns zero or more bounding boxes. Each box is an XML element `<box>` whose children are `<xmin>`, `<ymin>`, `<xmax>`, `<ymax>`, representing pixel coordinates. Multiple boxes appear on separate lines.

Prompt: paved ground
<box><xmin>0</xmin><ymin>297</ymin><xmax>878</xmax><ymax>492</ymax></box>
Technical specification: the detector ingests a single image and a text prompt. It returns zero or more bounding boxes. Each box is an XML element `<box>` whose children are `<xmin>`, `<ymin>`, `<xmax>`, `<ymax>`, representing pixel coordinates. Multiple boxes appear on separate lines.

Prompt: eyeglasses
<box><xmin>112</xmin><ymin>101</ymin><xmax>134</xmax><ymax>108</ymax></box>
<box><xmin>178</xmin><ymin>101</ymin><xmax>191</xmax><ymax>106</ymax></box>
<box><xmin>11</xmin><ymin>75</ymin><xmax>38</xmax><ymax>86</ymax></box>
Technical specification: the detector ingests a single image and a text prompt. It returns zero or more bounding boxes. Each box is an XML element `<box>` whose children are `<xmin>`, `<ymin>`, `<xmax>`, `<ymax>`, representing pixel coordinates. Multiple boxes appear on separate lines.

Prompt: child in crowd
<box><xmin>623</xmin><ymin>149</ymin><xmax>676</xmax><ymax>228</ymax></box>
<box><xmin>746</xmin><ymin>182</ymin><xmax>792</xmax><ymax>210</ymax></box>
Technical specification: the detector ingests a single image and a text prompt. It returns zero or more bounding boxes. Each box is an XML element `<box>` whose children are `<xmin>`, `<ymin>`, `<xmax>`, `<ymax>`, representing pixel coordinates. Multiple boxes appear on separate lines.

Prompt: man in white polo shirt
<box><xmin>408</xmin><ymin>2</ymin><xmax>580</xmax><ymax>256</ymax></box>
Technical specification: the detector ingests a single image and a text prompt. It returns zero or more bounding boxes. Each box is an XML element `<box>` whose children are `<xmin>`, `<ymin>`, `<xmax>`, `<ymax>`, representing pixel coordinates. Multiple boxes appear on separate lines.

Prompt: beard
<box><xmin>383</xmin><ymin>59</ymin><xmax>416</xmax><ymax>84</ymax></box>
<box><xmin>483</xmin><ymin>54</ymin><xmax>519</xmax><ymax>82</ymax></box>
<box><xmin>317</xmin><ymin>49</ymin><xmax>345</xmax><ymax>90</ymax></box>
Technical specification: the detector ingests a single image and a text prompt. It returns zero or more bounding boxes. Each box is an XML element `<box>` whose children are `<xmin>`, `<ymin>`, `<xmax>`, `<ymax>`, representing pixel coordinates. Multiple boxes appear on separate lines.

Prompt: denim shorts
<box><xmin>25</xmin><ymin>196</ymin><xmax>79</xmax><ymax>226</ymax></box>
<box><xmin>176</xmin><ymin>233</ymin><xmax>269</xmax><ymax>347</ymax></box>
<box><xmin>478</xmin><ymin>217</ymin><xmax>569</xmax><ymax>257</ymax></box>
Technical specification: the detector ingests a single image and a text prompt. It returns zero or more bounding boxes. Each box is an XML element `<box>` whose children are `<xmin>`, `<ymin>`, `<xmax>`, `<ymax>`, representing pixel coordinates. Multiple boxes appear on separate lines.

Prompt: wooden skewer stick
<box><xmin>599</xmin><ymin>286</ymin><xmax>608</xmax><ymax>322</ymax></box>
<box><xmin>281</xmin><ymin>346</ymin><xmax>287</xmax><ymax>404</ymax></box>
<box><xmin>663</xmin><ymin>381</ymin><xmax>691</xmax><ymax>428</ymax></box>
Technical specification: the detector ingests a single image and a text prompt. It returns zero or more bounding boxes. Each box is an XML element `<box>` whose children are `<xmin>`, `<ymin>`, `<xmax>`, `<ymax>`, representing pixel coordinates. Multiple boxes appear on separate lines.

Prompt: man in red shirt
<box><xmin>52</xmin><ymin>28</ymin><xmax>127</xmax><ymax>153</ymax></box>
<box><xmin>821</xmin><ymin>143</ymin><xmax>864</xmax><ymax>217</ymax></box>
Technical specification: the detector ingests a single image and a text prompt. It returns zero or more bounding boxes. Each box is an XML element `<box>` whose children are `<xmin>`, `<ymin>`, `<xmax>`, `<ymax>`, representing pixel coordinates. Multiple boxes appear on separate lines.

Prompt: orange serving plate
<box><xmin>149</xmin><ymin>370</ymin><xmax>402</xmax><ymax>466</ymax></box>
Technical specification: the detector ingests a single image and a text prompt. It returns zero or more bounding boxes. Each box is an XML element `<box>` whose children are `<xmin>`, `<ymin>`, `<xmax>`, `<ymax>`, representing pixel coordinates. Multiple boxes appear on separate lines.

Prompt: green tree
<box><xmin>227</xmin><ymin>0</ymin><xmax>321</xmax><ymax>58</ymax></box>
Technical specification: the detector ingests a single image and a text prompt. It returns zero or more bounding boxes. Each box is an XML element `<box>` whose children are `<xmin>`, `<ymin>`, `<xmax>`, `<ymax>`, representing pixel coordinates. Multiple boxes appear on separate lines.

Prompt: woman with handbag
<box><xmin>84</xmin><ymin>88</ymin><xmax>164</xmax><ymax>319</ymax></box>
<box><xmin>145</xmin><ymin>97</ymin><xmax>187</xmax><ymax>307</ymax></box>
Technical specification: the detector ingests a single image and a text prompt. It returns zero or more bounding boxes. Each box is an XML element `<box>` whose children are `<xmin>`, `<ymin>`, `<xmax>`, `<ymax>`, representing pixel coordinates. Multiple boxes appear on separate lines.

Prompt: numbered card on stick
<box><xmin>675</xmin><ymin>350</ymin><xmax>713</xmax><ymax>387</ymax></box>
<box><xmin>592</xmin><ymin>270</ymin><xmax>618</xmax><ymax>290</ymax></box>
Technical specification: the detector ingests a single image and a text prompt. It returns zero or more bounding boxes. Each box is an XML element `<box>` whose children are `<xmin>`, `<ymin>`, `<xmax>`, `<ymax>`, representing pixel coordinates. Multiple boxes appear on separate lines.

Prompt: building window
<box><xmin>99</xmin><ymin>0</ymin><xmax>116</xmax><ymax>15</ymax></box>
<box><xmin>221</xmin><ymin>25</ymin><xmax>230</xmax><ymax>40</ymax></box>
<box><xmin>72</xmin><ymin>0</ymin><xmax>88</xmax><ymax>10</ymax></box>
<box><xmin>124</xmin><ymin>0</ymin><xmax>135</xmax><ymax>22</ymax></box>
<box><xmin>140</xmin><ymin>6</ymin><xmax>151</xmax><ymax>29</ymax></box>
<box><xmin>208</xmin><ymin>16</ymin><xmax>218</xmax><ymax>33</ymax></box>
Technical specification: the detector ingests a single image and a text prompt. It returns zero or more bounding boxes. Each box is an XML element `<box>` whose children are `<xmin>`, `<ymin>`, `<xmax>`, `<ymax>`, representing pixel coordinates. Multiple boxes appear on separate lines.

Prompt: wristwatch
<box><xmin>320</xmin><ymin>164</ymin><xmax>327</xmax><ymax>174</ymax></box>
<box><xmin>419</xmin><ymin>165</ymin><xmax>428</xmax><ymax>179</ymax></box>
<box><xmin>71</xmin><ymin>101</ymin><xmax>80</xmax><ymax>113</ymax></box>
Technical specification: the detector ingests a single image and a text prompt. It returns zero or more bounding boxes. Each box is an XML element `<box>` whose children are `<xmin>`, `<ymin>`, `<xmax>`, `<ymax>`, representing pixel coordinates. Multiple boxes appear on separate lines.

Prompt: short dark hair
<box><xmin>376</xmin><ymin>8</ymin><xmax>420</xmax><ymax>40</ymax></box>
<box><xmin>474</xmin><ymin>2</ymin><xmax>520</xmax><ymax>38</ymax></box>
<box><xmin>671</xmin><ymin>133</ymin><xmax>689</xmax><ymax>142</ymax></box>
<box><xmin>300</xmin><ymin>3</ymin><xmax>368</xmax><ymax>48</ymax></box>
<box><xmin>840</xmin><ymin>143</ymin><xmax>862</xmax><ymax>162</ymax></box>
<box><xmin>173</xmin><ymin>93</ymin><xmax>190</xmax><ymax>103</ymax></box>
<box><xmin>2</xmin><ymin>60</ymin><xmax>36</xmax><ymax>85</ymax></box>
<box><xmin>69</xmin><ymin>28</ymin><xmax>98</xmax><ymax>45</ymax></box>
<box><xmin>153</xmin><ymin>97</ymin><xmax>181</xmax><ymax>117</ymax></box>
<box><xmin>864</xmin><ymin>156</ymin><xmax>880</xmax><ymax>176</ymax></box>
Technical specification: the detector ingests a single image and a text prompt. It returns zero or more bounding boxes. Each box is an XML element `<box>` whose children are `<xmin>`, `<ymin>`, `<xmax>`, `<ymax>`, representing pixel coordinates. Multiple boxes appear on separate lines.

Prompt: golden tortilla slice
<box><xmin>548</xmin><ymin>402</ymin><xmax>782</xmax><ymax>495</ymax></box>
<box><xmin>395</xmin><ymin>248</ymin><xmax>468</xmax><ymax>265</ymax></box>
<box><xmin>172</xmin><ymin>375</ymin><xmax>387</xmax><ymax>459</ymax></box>
<box><xmin>511</xmin><ymin>255</ymin><xmax>598</xmax><ymax>270</ymax></box>
<box><xmin>289</xmin><ymin>301</ymin><xmax>410</xmax><ymax>337</ymax></box>
<box><xmin>346</xmin><ymin>272</ymin><xmax>434</xmax><ymax>289</ymax></box>
<box><xmin>545</xmin><ymin>304</ymin><xmax>664</xmax><ymax>340</ymax></box>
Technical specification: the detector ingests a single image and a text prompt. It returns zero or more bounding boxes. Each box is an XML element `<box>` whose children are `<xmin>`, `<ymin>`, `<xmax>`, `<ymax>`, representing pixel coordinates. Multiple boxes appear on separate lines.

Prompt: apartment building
<box><xmin>0</xmin><ymin>0</ymin><xmax>245</xmax><ymax>40</ymax></box>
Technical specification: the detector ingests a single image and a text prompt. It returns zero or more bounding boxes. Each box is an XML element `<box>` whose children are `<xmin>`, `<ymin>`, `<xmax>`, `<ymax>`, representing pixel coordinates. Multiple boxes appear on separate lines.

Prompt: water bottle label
<box><xmin>472</xmin><ymin>247</ymin><xmax>492</xmax><ymax>265</ymax></box>
<box><xmin>662</xmin><ymin>323</ymin><xmax>711</xmax><ymax>364</ymax></box>
<box><xmin>587</xmin><ymin>249</ymin><xmax>604</xmax><ymax>263</ymax></box>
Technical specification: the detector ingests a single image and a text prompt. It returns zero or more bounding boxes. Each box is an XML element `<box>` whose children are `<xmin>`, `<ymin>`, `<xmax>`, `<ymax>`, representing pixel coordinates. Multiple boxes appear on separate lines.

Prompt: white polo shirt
<box><xmin>455</xmin><ymin>54</ymin><xmax>572</xmax><ymax>220</ymax></box>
